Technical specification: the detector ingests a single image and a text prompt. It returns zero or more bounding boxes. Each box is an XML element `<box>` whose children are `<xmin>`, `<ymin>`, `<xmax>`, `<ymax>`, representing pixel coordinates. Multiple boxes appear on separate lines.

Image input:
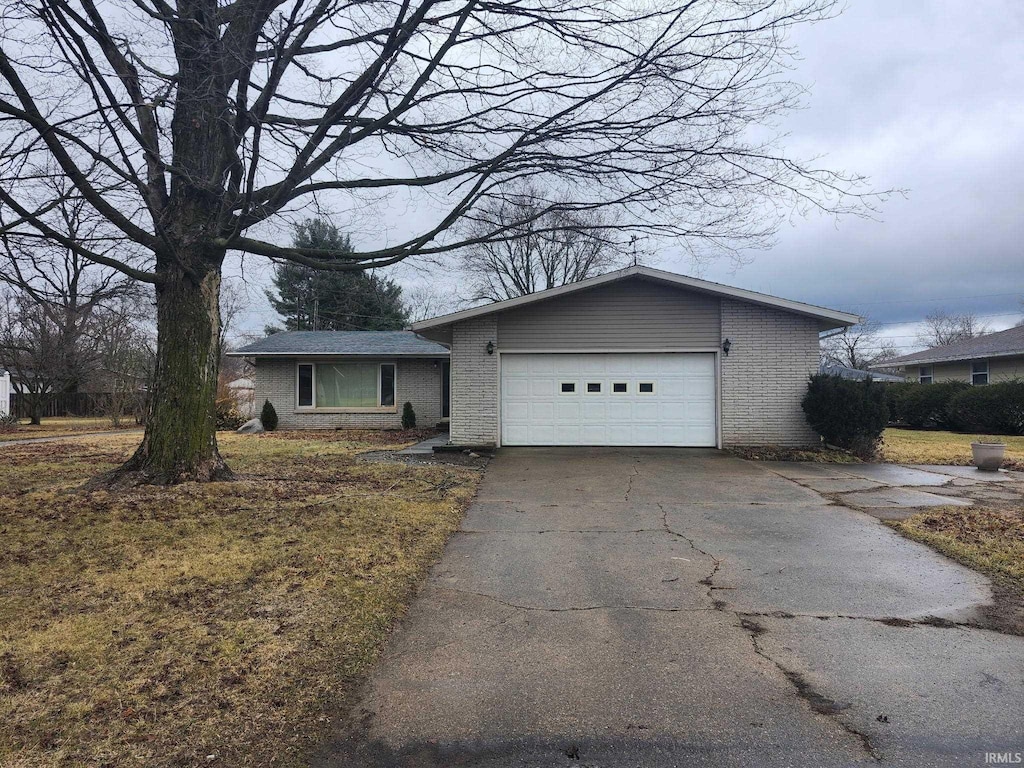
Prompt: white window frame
<box><xmin>918</xmin><ymin>366</ymin><xmax>933</xmax><ymax>385</ymax></box>
<box><xmin>559</xmin><ymin>381</ymin><xmax>577</xmax><ymax>395</ymax></box>
<box><xmin>295</xmin><ymin>360</ymin><xmax>398</xmax><ymax>412</ymax></box>
<box><xmin>611</xmin><ymin>381</ymin><xmax>629</xmax><ymax>394</ymax></box>
<box><xmin>585</xmin><ymin>381</ymin><xmax>603</xmax><ymax>394</ymax></box>
<box><xmin>971</xmin><ymin>360</ymin><xmax>989</xmax><ymax>386</ymax></box>
<box><xmin>637</xmin><ymin>381</ymin><xmax>656</xmax><ymax>395</ymax></box>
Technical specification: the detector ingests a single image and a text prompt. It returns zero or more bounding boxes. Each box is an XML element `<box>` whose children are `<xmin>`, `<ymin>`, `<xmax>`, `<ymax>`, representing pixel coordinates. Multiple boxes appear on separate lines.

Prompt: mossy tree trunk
<box><xmin>105</xmin><ymin>253</ymin><xmax>231</xmax><ymax>485</ymax></box>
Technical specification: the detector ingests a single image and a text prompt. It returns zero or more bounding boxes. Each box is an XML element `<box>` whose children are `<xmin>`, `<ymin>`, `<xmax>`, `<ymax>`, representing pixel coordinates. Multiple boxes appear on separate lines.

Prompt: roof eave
<box><xmin>872</xmin><ymin>349</ymin><xmax>1024</xmax><ymax>368</ymax></box>
<box><xmin>410</xmin><ymin>265</ymin><xmax>860</xmax><ymax>331</ymax></box>
<box><xmin>226</xmin><ymin>351</ymin><xmax>450</xmax><ymax>358</ymax></box>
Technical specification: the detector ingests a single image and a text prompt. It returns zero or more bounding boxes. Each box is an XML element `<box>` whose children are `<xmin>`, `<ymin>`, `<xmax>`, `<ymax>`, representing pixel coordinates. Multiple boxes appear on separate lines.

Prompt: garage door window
<box><xmin>638</xmin><ymin>382</ymin><xmax>655</xmax><ymax>394</ymax></box>
<box><xmin>560</xmin><ymin>382</ymin><xmax>576</xmax><ymax>393</ymax></box>
<box><xmin>612</xmin><ymin>382</ymin><xmax>628</xmax><ymax>393</ymax></box>
<box><xmin>586</xmin><ymin>382</ymin><xmax>602</xmax><ymax>393</ymax></box>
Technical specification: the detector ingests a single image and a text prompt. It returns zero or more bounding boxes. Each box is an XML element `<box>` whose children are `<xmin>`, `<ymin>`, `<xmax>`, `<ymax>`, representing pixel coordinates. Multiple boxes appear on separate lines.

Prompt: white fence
<box><xmin>0</xmin><ymin>372</ymin><xmax>10</xmax><ymax>417</ymax></box>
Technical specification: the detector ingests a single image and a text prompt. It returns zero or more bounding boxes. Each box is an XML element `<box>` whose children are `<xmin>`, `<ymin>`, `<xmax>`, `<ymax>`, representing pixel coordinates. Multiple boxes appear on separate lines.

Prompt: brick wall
<box><xmin>253</xmin><ymin>358</ymin><xmax>443</xmax><ymax>430</ymax></box>
<box><xmin>720</xmin><ymin>300</ymin><xmax>820</xmax><ymax>447</ymax></box>
<box><xmin>449</xmin><ymin>317</ymin><xmax>499</xmax><ymax>445</ymax></box>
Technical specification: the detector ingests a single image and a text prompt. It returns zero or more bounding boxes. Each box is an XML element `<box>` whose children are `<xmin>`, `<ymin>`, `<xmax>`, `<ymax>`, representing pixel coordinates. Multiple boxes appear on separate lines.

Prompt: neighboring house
<box><xmin>871</xmin><ymin>325</ymin><xmax>1024</xmax><ymax>385</ymax></box>
<box><xmin>227</xmin><ymin>377</ymin><xmax>256</xmax><ymax>418</ymax></box>
<box><xmin>229</xmin><ymin>331</ymin><xmax>450</xmax><ymax>430</ymax></box>
<box><xmin>410</xmin><ymin>266</ymin><xmax>858</xmax><ymax>447</ymax></box>
<box><xmin>819</xmin><ymin>362</ymin><xmax>904</xmax><ymax>383</ymax></box>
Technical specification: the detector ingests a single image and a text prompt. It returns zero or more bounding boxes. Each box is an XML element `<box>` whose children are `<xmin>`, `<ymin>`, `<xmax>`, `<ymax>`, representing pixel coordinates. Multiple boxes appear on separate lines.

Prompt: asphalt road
<box><xmin>319</xmin><ymin>448</ymin><xmax>1024</xmax><ymax>768</ymax></box>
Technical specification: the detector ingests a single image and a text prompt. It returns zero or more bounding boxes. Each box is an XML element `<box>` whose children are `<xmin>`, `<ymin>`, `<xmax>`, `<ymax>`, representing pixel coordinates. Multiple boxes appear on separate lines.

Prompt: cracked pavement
<box><xmin>318</xmin><ymin>448</ymin><xmax>1024</xmax><ymax>768</ymax></box>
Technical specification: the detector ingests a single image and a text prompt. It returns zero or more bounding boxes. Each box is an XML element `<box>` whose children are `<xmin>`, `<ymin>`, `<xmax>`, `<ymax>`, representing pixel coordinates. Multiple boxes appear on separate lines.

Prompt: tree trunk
<box><xmin>30</xmin><ymin>403</ymin><xmax>41</xmax><ymax>426</ymax></box>
<box><xmin>103</xmin><ymin>260</ymin><xmax>231</xmax><ymax>485</ymax></box>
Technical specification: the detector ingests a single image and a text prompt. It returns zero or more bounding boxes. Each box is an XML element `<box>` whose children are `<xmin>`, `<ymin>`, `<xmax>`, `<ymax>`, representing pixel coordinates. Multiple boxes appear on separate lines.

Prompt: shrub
<box><xmin>945</xmin><ymin>380</ymin><xmax>1024</xmax><ymax>435</ymax></box>
<box><xmin>802</xmin><ymin>374</ymin><xmax>889</xmax><ymax>458</ymax></box>
<box><xmin>0</xmin><ymin>413</ymin><xmax>19</xmax><ymax>433</ymax></box>
<box><xmin>896</xmin><ymin>381</ymin><xmax>970</xmax><ymax>429</ymax></box>
<box><xmin>401</xmin><ymin>401</ymin><xmax>416</xmax><ymax>429</ymax></box>
<box><xmin>216</xmin><ymin>399</ymin><xmax>245</xmax><ymax>430</ymax></box>
<box><xmin>884</xmin><ymin>381</ymin><xmax>916</xmax><ymax>423</ymax></box>
<box><xmin>260</xmin><ymin>399</ymin><xmax>279</xmax><ymax>431</ymax></box>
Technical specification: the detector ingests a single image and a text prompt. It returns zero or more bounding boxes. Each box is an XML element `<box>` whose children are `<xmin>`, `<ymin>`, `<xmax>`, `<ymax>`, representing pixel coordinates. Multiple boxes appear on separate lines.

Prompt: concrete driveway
<box><xmin>321</xmin><ymin>449</ymin><xmax>1024</xmax><ymax>767</ymax></box>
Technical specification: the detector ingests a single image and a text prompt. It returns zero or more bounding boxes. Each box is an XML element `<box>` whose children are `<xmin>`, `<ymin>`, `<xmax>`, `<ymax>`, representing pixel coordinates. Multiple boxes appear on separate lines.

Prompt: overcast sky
<box><xmin>230</xmin><ymin>0</ymin><xmax>1023</xmax><ymax>353</ymax></box>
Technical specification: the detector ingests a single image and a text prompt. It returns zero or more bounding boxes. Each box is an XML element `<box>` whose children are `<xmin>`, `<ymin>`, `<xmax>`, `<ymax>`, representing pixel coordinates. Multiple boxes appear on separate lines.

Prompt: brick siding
<box><xmin>253</xmin><ymin>358</ymin><xmax>443</xmax><ymax>430</ymax></box>
<box><xmin>720</xmin><ymin>299</ymin><xmax>820</xmax><ymax>447</ymax></box>
<box><xmin>449</xmin><ymin>317</ymin><xmax>499</xmax><ymax>445</ymax></box>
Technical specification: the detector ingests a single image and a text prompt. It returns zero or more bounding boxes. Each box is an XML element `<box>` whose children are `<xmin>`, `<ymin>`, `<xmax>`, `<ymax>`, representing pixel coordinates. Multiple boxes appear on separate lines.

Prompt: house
<box><xmin>871</xmin><ymin>325</ymin><xmax>1024</xmax><ymax>385</ymax></box>
<box><xmin>234</xmin><ymin>266</ymin><xmax>860</xmax><ymax>447</ymax></box>
<box><xmin>230</xmin><ymin>331</ymin><xmax>451</xmax><ymax>430</ymax></box>
<box><xmin>819</xmin><ymin>362</ymin><xmax>905</xmax><ymax>383</ymax></box>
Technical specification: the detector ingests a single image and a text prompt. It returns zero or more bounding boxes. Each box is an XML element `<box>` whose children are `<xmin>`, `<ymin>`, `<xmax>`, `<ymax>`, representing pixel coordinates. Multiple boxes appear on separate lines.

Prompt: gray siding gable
<box><xmin>496</xmin><ymin>278</ymin><xmax>721</xmax><ymax>350</ymax></box>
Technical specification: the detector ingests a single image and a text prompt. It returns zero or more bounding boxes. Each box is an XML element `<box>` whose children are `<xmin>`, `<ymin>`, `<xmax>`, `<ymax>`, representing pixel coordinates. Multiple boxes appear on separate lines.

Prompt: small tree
<box><xmin>260</xmin><ymin>400</ymin><xmax>279</xmax><ymax>432</ymax></box>
<box><xmin>401</xmin><ymin>402</ymin><xmax>417</xmax><ymax>430</ymax></box>
<box><xmin>917</xmin><ymin>310</ymin><xmax>990</xmax><ymax>349</ymax></box>
<box><xmin>802</xmin><ymin>374</ymin><xmax>889</xmax><ymax>458</ymax></box>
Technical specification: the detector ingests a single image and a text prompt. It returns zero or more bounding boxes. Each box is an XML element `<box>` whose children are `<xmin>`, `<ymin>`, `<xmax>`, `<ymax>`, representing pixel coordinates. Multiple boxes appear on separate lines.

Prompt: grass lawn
<box><xmin>0</xmin><ymin>430</ymin><xmax>481</xmax><ymax>767</ymax></box>
<box><xmin>0</xmin><ymin>417</ymin><xmax>141</xmax><ymax>442</ymax></box>
<box><xmin>882</xmin><ymin>428</ymin><xmax>1024</xmax><ymax>470</ymax></box>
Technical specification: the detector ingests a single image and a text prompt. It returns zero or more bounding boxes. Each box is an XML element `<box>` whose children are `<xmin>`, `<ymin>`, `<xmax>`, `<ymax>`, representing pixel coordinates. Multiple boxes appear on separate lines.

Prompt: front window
<box><xmin>918</xmin><ymin>366</ymin><xmax>933</xmax><ymax>385</ymax></box>
<box><xmin>297</xmin><ymin>362</ymin><xmax>396</xmax><ymax>408</ymax></box>
<box><xmin>971</xmin><ymin>360</ymin><xmax>989</xmax><ymax>386</ymax></box>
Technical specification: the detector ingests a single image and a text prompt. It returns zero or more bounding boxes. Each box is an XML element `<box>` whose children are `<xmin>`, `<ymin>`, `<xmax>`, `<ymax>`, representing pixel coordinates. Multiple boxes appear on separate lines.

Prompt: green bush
<box><xmin>896</xmin><ymin>381</ymin><xmax>970</xmax><ymax>429</ymax></box>
<box><xmin>802</xmin><ymin>374</ymin><xmax>889</xmax><ymax>458</ymax></box>
<box><xmin>884</xmin><ymin>381</ymin><xmax>916</xmax><ymax>423</ymax></box>
<box><xmin>260</xmin><ymin>399</ymin><xmax>279</xmax><ymax>431</ymax></box>
<box><xmin>945</xmin><ymin>380</ymin><xmax>1024</xmax><ymax>435</ymax></box>
<box><xmin>401</xmin><ymin>401</ymin><xmax>416</xmax><ymax>429</ymax></box>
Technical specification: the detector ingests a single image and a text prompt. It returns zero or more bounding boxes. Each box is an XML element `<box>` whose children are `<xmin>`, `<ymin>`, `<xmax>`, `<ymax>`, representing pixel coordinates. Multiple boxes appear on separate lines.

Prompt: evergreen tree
<box><xmin>265</xmin><ymin>220</ymin><xmax>408</xmax><ymax>333</ymax></box>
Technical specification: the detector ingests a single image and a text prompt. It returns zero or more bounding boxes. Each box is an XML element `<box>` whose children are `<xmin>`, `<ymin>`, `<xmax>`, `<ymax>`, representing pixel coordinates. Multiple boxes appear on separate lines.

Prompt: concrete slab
<box><xmin>841</xmin><ymin>464</ymin><xmax>954</xmax><ymax>486</ymax></box>
<box><xmin>908</xmin><ymin>464</ymin><xmax>1019</xmax><ymax>482</ymax></box>
<box><xmin>395</xmin><ymin>433</ymin><xmax>451</xmax><ymax>455</ymax></box>
<box><xmin>322</xmin><ymin>448</ymin><xmax>1015</xmax><ymax>768</ymax></box>
<box><xmin>838</xmin><ymin>487</ymin><xmax>974</xmax><ymax>509</ymax></box>
<box><xmin>792</xmin><ymin>476</ymin><xmax>886</xmax><ymax>494</ymax></box>
<box><xmin>663</xmin><ymin>503</ymin><xmax>990</xmax><ymax>621</ymax></box>
<box><xmin>753</xmin><ymin>615</ymin><xmax>1024</xmax><ymax>766</ymax></box>
<box><xmin>327</xmin><ymin>590</ymin><xmax>872</xmax><ymax>767</ymax></box>
<box><xmin>755</xmin><ymin>461</ymin><xmax>862</xmax><ymax>479</ymax></box>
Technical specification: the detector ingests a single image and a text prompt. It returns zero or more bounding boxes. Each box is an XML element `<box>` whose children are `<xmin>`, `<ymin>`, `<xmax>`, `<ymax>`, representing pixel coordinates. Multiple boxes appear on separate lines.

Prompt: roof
<box><xmin>228</xmin><ymin>331</ymin><xmax>450</xmax><ymax>358</ymax></box>
<box><xmin>872</xmin><ymin>325</ymin><xmax>1024</xmax><ymax>368</ymax></box>
<box><xmin>410</xmin><ymin>265</ymin><xmax>860</xmax><ymax>332</ymax></box>
<box><xmin>820</xmin><ymin>362</ymin><xmax>905</xmax><ymax>383</ymax></box>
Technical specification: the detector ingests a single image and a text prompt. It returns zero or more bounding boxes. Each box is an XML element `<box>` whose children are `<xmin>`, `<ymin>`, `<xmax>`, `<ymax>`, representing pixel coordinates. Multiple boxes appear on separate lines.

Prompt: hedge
<box><xmin>802</xmin><ymin>374</ymin><xmax>889</xmax><ymax>458</ymax></box>
<box><xmin>945</xmin><ymin>380</ymin><xmax>1024</xmax><ymax>435</ymax></box>
<box><xmin>893</xmin><ymin>381</ymin><xmax>970</xmax><ymax>429</ymax></box>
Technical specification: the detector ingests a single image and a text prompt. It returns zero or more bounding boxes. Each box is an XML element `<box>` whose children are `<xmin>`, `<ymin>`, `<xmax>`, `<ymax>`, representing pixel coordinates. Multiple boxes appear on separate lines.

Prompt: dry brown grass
<box><xmin>882</xmin><ymin>428</ymin><xmax>1024</xmax><ymax>470</ymax></box>
<box><xmin>0</xmin><ymin>431</ymin><xmax>481</xmax><ymax>767</ymax></box>
<box><xmin>0</xmin><ymin>417</ymin><xmax>141</xmax><ymax>442</ymax></box>
<box><xmin>891</xmin><ymin>505</ymin><xmax>1024</xmax><ymax>584</ymax></box>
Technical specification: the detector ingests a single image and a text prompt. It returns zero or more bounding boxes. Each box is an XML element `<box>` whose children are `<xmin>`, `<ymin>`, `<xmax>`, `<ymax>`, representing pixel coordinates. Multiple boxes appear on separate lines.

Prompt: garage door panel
<box><xmin>501</xmin><ymin>353</ymin><xmax>716</xmax><ymax>447</ymax></box>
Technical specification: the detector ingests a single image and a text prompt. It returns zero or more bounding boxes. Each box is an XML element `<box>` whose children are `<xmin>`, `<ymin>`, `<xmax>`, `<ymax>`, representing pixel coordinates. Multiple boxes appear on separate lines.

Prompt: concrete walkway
<box><xmin>321</xmin><ymin>449</ymin><xmax>1024</xmax><ymax>767</ymax></box>
<box><xmin>394</xmin><ymin>433</ymin><xmax>451</xmax><ymax>455</ymax></box>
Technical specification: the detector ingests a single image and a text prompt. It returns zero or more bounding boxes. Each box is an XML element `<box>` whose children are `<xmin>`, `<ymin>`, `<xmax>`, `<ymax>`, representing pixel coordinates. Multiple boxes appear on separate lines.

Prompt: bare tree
<box><xmin>0</xmin><ymin>0</ymin><xmax>880</xmax><ymax>483</ymax></box>
<box><xmin>822</xmin><ymin>318</ymin><xmax>898</xmax><ymax>371</ymax></box>
<box><xmin>403</xmin><ymin>285</ymin><xmax>462</xmax><ymax>324</ymax></box>
<box><xmin>459</xmin><ymin>190</ymin><xmax>629</xmax><ymax>302</ymax></box>
<box><xmin>92</xmin><ymin>294</ymin><xmax>155</xmax><ymax>426</ymax></box>
<box><xmin>916</xmin><ymin>310</ymin><xmax>990</xmax><ymax>349</ymax></box>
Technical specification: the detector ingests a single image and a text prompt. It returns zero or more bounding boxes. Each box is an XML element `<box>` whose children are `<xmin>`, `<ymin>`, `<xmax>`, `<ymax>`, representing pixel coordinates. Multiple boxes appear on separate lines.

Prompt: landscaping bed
<box><xmin>0</xmin><ymin>431</ymin><xmax>482</xmax><ymax>767</ymax></box>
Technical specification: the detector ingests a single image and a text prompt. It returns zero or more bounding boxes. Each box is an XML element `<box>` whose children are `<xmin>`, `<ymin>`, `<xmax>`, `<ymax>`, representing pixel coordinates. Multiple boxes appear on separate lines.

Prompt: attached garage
<box><xmin>500</xmin><ymin>353</ymin><xmax>717</xmax><ymax>446</ymax></box>
<box><xmin>411</xmin><ymin>266</ymin><xmax>860</xmax><ymax>449</ymax></box>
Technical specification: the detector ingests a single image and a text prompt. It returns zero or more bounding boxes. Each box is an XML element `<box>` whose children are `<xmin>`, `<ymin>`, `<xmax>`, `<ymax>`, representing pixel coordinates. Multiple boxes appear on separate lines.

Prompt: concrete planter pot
<box><xmin>971</xmin><ymin>442</ymin><xmax>1005</xmax><ymax>471</ymax></box>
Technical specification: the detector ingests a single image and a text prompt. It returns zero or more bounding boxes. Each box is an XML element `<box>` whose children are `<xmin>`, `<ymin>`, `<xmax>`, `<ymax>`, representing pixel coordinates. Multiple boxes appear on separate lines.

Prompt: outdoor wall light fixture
<box><xmin>486</xmin><ymin>341</ymin><xmax>495</xmax><ymax>355</ymax></box>
<box><xmin>722</xmin><ymin>338</ymin><xmax>732</xmax><ymax>356</ymax></box>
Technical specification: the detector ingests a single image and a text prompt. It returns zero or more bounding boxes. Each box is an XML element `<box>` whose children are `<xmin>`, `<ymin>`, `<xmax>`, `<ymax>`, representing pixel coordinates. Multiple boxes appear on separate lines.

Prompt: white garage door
<box><xmin>500</xmin><ymin>353</ymin><xmax>717</xmax><ymax>447</ymax></box>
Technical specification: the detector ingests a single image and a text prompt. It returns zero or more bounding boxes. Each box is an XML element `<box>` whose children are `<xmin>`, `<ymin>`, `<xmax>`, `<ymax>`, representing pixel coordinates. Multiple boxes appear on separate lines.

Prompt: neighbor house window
<box><xmin>918</xmin><ymin>366</ymin><xmax>932</xmax><ymax>385</ymax></box>
<box><xmin>971</xmin><ymin>360</ymin><xmax>989</xmax><ymax>386</ymax></box>
<box><xmin>297</xmin><ymin>362</ymin><xmax>396</xmax><ymax>408</ymax></box>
